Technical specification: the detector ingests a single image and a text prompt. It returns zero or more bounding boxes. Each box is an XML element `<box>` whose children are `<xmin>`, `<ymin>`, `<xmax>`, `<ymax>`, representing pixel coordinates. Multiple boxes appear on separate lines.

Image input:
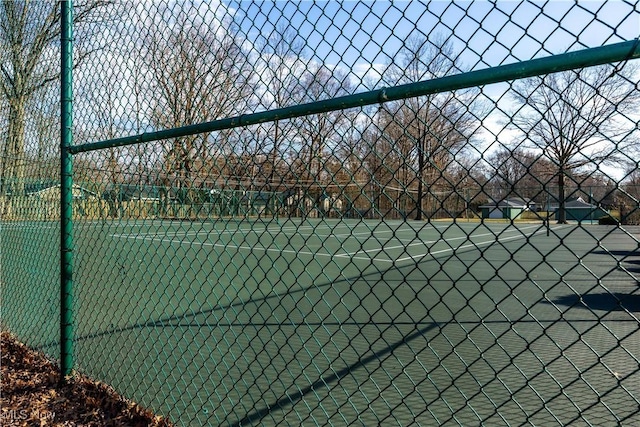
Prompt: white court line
<box><xmin>335</xmin><ymin>225</ymin><xmax>537</xmax><ymax>261</ymax></box>
<box><xmin>110</xmin><ymin>233</ymin><xmax>339</xmax><ymax>260</ymax></box>
<box><xmin>394</xmin><ymin>226</ymin><xmax>556</xmax><ymax>263</ymax></box>
<box><xmin>111</xmin><ymin>223</ymin><xmax>554</xmax><ymax>265</ymax></box>
<box><xmin>1</xmin><ymin>223</ymin><xmax>59</xmax><ymax>229</ymax></box>
<box><xmin>1</xmin><ymin>220</ymin><xmax>168</xmax><ymax>231</ymax></box>
<box><xmin>110</xmin><ymin>220</ymin><xmax>486</xmax><ymax>239</ymax></box>
<box><xmin>110</xmin><ymin>221</ymin><xmax>402</xmax><ymax>239</ymax></box>
<box><xmin>111</xmin><ymin>225</ymin><xmax>329</xmax><ymax>239</ymax></box>
<box><xmin>126</xmin><ymin>222</ymin><xmax>358</xmax><ymax>238</ymax></box>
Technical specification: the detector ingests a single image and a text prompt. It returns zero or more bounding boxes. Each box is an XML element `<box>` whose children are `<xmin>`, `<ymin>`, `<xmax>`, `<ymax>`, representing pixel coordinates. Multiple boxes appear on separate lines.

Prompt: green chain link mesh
<box><xmin>2</xmin><ymin>1</ymin><xmax>640</xmax><ymax>425</ymax></box>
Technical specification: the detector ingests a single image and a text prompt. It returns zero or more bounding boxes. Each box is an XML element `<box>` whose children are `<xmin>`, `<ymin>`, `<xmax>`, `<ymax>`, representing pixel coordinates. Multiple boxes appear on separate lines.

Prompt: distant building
<box><xmin>102</xmin><ymin>184</ymin><xmax>161</xmax><ymax>202</ymax></box>
<box><xmin>553</xmin><ymin>197</ymin><xmax>610</xmax><ymax>223</ymax></box>
<box><xmin>479</xmin><ymin>197</ymin><xmax>535</xmax><ymax>220</ymax></box>
<box><xmin>28</xmin><ymin>183</ymin><xmax>98</xmax><ymax>201</ymax></box>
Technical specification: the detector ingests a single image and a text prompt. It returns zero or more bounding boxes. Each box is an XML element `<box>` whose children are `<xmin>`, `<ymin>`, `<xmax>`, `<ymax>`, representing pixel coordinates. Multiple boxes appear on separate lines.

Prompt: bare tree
<box><xmin>255</xmin><ymin>24</ymin><xmax>306</xmax><ymax>193</ymax></box>
<box><xmin>510</xmin><ymin>63</ymin><xmax>639</xmax><ymax>223</ymax></box>
<box><xmin>21</xmin><ymin>82</ymin><xmax>59</xmax><ymax>183</ymax></box>
<box><xmin>329</xmin><ymin>111</ymin><xmax>379</xmax><ymax>217</ymax></box>
<box><xmin>382</xmin><ymin>35</ymin><xmax>481</xmax><ymax>220</ymax></box>
<box><xmin>0</xmin><ymin>0</ymin><xmax>111</xmax><ymax>200</ymax></box>
<box><xmin>295</xmin><ymin>64</ymin><xmax>354</xmax><ymax>200</ymax></box>
<box><xmin>142</xmin><ymin>3</ymin><xmax>253</xmax><ymax>203</ymax></box>
<box><xmin>484</xmin><ymin>145</ymin><xmax>555</xmax><ymax>202</ymax></box>
<box><xmin>361</xmin><ymin>113</ymin><xmax>412</xmax><ymax>219</ymax></box>
<box><xmin>620</xmin><ymin>168</ymin><xmax>640</xmax><ymax>224</ymax></box>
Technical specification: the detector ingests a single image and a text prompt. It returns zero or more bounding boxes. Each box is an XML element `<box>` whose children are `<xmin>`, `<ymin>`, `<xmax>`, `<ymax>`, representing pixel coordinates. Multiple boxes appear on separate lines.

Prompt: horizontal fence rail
<box><xmin>70</xmin><ymin>39</ymin><xmax>640</xmax><ymax>154</ymax></box>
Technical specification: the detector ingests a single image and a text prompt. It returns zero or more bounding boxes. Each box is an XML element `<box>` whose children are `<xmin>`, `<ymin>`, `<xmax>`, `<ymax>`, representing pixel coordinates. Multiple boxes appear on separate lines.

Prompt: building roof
<box><xmin>103</xmin><ymin>184</ymin><xmax>162</xmax><ymax>201</ymax></box>
<box><xmin>28</xmin><ymin>184</ymin><xmax>99</xmax><ymax>199</ymax></box>
<box><xmin>479</xmin><ymin>197</ymin><xmax>535</xmax><ymax>209</ymax></box>
<box><xmin>562</xmin><ymin>197</ymin><xmax>600</xmax><ymax>209</ymax></box>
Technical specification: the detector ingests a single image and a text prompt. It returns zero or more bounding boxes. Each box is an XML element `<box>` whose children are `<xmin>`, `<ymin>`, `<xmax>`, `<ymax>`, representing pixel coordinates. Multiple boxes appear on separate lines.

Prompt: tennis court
<box><xmin>2</xmin><ymin>218</ymin><xmax>639</xmax><ymax>425</ymax></box>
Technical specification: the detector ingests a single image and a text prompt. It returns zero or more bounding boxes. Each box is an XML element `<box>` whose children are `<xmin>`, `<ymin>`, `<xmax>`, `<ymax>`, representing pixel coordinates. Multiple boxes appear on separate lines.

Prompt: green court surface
<box><xmin>2</xmin><ymin>219</ymin><xmax>639</xmax><ymax>425</ymax></box>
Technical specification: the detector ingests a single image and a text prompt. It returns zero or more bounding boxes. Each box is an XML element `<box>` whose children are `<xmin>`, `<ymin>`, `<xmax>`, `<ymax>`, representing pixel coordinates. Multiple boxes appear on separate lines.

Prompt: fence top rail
<box><xmin>68</xmin><ymin>39</ymin><xmax>640</xmax><ymax>155</ymax></box>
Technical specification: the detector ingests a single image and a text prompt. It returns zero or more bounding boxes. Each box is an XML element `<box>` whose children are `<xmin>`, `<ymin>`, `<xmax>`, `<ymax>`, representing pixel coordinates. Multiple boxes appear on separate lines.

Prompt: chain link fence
<box><xmin>2</xmin><ymin>1</ymin><xmax>640</xmax><ymax>425</ymax></box>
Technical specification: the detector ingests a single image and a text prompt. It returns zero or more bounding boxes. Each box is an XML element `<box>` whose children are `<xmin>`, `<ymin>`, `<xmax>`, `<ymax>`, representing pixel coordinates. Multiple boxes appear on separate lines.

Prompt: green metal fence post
<box><xmin>60</xmin><ymin>0</ymin><xmax>74</xmax><ymax>380</ymax></box>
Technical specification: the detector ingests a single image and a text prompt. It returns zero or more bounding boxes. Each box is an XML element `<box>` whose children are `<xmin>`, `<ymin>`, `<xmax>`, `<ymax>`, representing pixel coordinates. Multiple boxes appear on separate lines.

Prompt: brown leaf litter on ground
<box><xmin>1</xmin><ymin>331</ymin><xmax>174</xmax><ymax>426</ymax></box>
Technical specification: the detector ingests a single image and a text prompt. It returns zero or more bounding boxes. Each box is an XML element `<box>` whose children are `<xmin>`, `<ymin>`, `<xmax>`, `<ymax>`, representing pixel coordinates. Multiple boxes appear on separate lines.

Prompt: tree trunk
<box><xmin>415</xmin><ymin>137</ymin><xmax>424</xmax><ymax>221</ymax></box>
<box><xmin>268</xmin><ymin>121</ymin><xmax>280</xmax><ymax>194</ymax></box>
<box><xmin>3</xmin><ymin>99</ymin><xmax>27</xmax><ymax>196</ymax></box>
<box><xmin>557</xmin><ymin>167</ymin><xmax>567</xmax><ymax>224</ymax></box>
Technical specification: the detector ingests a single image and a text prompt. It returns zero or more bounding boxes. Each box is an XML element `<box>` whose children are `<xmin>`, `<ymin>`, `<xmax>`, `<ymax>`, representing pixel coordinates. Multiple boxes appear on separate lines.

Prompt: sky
<box><xmin>72</xmin><ymin>0</ymin><xmax>640</xmax><ymax>180</ymax></box>
<box><xmin>88</xmin><ymin>0</ymin><xmax>639</xmax><ymax>126</ymax></box>
<box><xmin>226</xmin><ymin>0</ymin><xmax>639</xmax><ymax>82</ymax></box>
<box><xmin>225</xmin><ymin>1</ymin><xmax>639</xmax><ymax>163</ymax></box>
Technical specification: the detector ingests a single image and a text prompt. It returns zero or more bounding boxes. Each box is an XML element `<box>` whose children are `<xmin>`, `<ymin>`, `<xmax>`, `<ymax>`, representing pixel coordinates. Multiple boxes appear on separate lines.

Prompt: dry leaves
<box><xmin>1</xmin><ymin>332</ymin><xmax>173</xmax><ymax>426</ymax></box>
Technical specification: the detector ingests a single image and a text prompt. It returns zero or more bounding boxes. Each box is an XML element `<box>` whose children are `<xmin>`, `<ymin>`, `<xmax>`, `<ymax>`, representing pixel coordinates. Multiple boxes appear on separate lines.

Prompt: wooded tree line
<box><xmin>2</xmin><ymin>1</ymin><xmax>639</xmax><ymax>222</ymax></box>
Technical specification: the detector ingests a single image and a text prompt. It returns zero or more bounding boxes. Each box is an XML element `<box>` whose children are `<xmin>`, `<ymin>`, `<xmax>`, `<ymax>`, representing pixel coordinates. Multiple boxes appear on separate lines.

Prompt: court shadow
<box><xmin>623</xmin><ymin>259</ymin><xmax>640</xmax><ymax>274</ymax></box>
<box><xmin>35</xmin><ymin>244</ymin><xmax>638</xmax><ymax>425</ymax></box>
<box><xmin>590</xmin><ymin>249</ymin><xmax>640</xmax><ymax>258</ymax></box>
<box><xmin>551</xmin><ymin>292</ymin><xmax>640</xmax><ymax>312</ymax></box>
<box><xmin>589</xmin><ymin>249</ymin><xmax>640</xmax><ymax>273</ymax></box>
<box><xmin>35</xmin><ymin>264</ymin><xmax>442</xmax><ymax>426</ymax></box>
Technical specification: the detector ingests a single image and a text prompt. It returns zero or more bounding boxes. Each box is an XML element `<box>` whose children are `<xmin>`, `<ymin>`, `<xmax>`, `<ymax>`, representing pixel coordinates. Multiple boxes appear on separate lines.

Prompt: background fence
<box><xmin>2</xmin><ymin>1</ymin><xmax>640</xmax><ymax>425</ymax></box>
